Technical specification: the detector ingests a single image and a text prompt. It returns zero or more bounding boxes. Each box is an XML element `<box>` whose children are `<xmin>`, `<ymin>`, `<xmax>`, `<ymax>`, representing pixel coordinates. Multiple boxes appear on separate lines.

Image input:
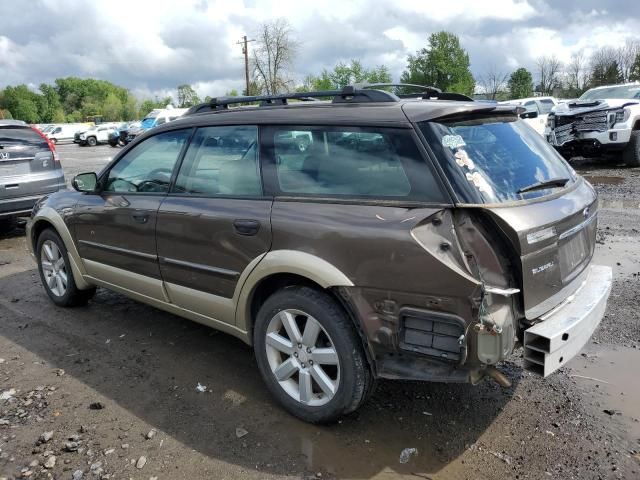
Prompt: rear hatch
<box><xmin>0</xmin><ymin>125</ymin><xmax>60</xmax><ymax>200</ymax></box>
<box><xmin>484</xmin><ymin>182</ymin><xmax>597</xmax><ymax>318</ymax></box>
<box><xmin>418</xmin><ymin>112</ymin><xmax>598</xmax><ymax>318</ymax></box>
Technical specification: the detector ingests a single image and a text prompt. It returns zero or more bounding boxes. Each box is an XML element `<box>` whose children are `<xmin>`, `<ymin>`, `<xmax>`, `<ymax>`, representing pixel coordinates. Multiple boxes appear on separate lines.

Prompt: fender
<box><xmin>27</xmin><ymin>206</ymin><xmax>93</xmax><ymax>290</ymax></box>
<box><xmin>234</xmin><ymin>249</ymin><xmax>354</xmax><ymax>334</ymax></box>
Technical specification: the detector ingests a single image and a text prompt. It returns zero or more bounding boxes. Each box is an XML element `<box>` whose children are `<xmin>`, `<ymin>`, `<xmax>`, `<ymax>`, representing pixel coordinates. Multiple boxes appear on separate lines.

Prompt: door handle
<box><xmin>131</xmin><ymin>213</ymin><xmax>149</xmax><ymax>224</ymax></box>
<box><xmin>233</xmin><ymin>219</ymin><xmax>260</xmax><ymax>236</ymax></box>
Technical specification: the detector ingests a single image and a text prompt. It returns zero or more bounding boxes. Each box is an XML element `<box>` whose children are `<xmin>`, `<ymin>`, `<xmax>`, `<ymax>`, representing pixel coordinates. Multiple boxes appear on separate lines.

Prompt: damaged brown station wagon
<box><xmin>27</xmin><ymin>85</ymin><xmax>613</xmax><ymax>423</ymax></box>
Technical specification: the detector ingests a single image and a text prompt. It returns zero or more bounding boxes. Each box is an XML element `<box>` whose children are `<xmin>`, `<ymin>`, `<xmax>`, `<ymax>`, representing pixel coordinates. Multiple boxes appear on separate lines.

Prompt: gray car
<box><xmin>26</xmin><ymin>85</ymin><xmax>612</xmax><ymax>423</ymax></box>
<box><xmin>1</xmin><ymin>120</ymin><xmax>66</xmax><ymax>226</ymax></box>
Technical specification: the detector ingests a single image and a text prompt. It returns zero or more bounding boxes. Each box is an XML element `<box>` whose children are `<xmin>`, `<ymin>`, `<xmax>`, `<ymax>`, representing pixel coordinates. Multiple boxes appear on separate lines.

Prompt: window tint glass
<box><xmin>539</xmin><ymin>99</ymin><xmax>555</xmax><ymax>113</ymax></box>
<box><xmin>174</xmin><ymin>126</ymin><xmax>261</xmax><ymax>197</ymax></box>
<box><xmin>104</xmin><ymin>129</ymin><xmax>190</xmax><ymax>193</ymax></box>
<box><xmin>272</xmin><ymin>127</ymin><xmax>446</xmax><ymax>201</ymax></box>
<box><xmin>0</xmin><ymin>127</ymin><xmax>47</xmax><ymax>147</ymax></box>
<box><xmin>523</xmin><ymin>101</ymin><xmax>539</xmax><ymax>113</ymax></box>
<box><xmin>420</xmin><ymin>116</ymin><xmax>576</xmax><ymax>204</ymax></box>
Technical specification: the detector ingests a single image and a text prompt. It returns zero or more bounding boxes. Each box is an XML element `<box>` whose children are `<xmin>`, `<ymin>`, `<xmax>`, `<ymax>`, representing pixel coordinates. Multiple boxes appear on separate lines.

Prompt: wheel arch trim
<box><xmin>234</xmin><ymin>250</ymin><xmax>354</xmax><ymax>335</ymax></box>
<box><xmin>28</xmin><ymin>207</ymin><xmax>93</xmax><ymax>290</ymax></box>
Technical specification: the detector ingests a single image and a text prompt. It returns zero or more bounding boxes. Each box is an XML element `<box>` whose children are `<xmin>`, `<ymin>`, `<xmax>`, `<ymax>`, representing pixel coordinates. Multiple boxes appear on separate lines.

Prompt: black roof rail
<box><xmin>356</xmin><ymin>83</ymin><xmax>473</xmax><ymax>101</ymax></box>
<box><xmin>185</xmin><ymin>86</ymin><xmax>400</xmax><ymax>115</ymax></box>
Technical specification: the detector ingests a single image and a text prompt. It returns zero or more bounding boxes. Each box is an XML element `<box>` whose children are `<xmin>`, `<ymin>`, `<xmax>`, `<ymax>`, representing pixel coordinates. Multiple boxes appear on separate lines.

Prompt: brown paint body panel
<box><xmin>155</xmin><ymin>196</ymin><xmax>273</xmax><ymax>298</ymax></box>
<box><xmin>72</xmin><ymin>194</ymin><xmax>163</xmax><ymax>279</ymax></box>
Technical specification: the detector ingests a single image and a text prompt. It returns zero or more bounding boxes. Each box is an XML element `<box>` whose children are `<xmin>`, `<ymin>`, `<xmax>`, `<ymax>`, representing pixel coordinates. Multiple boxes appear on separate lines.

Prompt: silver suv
<box><xmin>0</xmin><ymin>120</ymin><xmax>65</xmax><ymax>227</ymax></box>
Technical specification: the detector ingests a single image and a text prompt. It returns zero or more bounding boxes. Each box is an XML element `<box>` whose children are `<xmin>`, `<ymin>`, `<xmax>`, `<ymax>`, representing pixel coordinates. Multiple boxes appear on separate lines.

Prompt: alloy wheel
<box><xmin>265</xmin><ymin>309</ymin><xmax>340</xmax><ymax>406</ymax></box>
<box><xmin>40</xmin><ymin>240</ymin><xmax>68</xmax><ymax>297</ymax></box>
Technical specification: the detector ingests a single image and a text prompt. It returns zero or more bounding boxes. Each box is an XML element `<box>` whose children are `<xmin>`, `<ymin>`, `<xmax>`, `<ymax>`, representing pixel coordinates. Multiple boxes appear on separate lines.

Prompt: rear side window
<box><xmin>267</xmin><ymin>126</ymin><xmax>447</xmax><ymax>202</ymax></box>
<box><xmin>0</xmin><ymin>127</ymin><xmax>47</xmax><ymax>147</ymax></box>
<box><xmin>173</xmin><ymin>126</ymin><xmax>261</xmax><ymax>197</ymax></box>
<box><xmin>523</xmin><ymin>101</ymin><xmax>539</xmax><ymax>113</ymax></box>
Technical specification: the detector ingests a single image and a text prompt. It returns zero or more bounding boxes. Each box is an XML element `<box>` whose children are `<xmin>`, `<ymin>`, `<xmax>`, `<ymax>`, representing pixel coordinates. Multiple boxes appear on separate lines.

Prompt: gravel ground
<box><xmin>0</xmin><ymin>145</ymin><xmax>639</xmax><ymax>479</ymax></box>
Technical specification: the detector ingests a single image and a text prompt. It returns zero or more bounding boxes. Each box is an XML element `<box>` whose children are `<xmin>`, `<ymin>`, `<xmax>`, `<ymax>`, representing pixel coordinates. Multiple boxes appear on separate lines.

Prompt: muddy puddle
<box><xmin>584</xmin><ymin>175</ymin><xmax>625</xmax><ymax>186</ymax></box>
<box><xmin>567</xmin><ymin>344</ymin><xmax>640</xmax><ymax>441</ymax></box>
<box><xmin>593</xmin><ymin>236</ymin><xmax>640</xmax><ymax>278</ymax></box>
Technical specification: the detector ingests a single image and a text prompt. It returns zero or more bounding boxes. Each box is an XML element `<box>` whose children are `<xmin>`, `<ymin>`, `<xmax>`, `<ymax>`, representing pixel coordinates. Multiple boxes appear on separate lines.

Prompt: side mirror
<box><xmin>72</xmin><ymin>172</ymin><xmax>98</xmax><ymax>193</ymax></box>
<box><xmin>520</xmin><ymin>110</ymin><xmax>539</xmax><ymax>119</ymax></box>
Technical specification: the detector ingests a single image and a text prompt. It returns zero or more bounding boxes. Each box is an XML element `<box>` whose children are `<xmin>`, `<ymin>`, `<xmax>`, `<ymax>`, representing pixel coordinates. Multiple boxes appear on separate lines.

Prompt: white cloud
<box><xmin>1</xmin><ymin>0</ymin><xmax>640</xmax><ymax>99</ymax></box>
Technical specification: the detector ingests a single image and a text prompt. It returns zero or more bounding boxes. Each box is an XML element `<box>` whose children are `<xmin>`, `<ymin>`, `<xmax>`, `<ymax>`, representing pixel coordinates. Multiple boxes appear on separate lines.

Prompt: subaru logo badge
<box><xmin>583</xmin><ymin>206</ymin><xmax>590</xmax><ymax>218</ymax></box>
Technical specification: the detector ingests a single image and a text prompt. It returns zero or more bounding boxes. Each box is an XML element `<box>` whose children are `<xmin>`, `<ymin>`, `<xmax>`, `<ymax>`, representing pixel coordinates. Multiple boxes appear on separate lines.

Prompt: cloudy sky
<box><xmin>1</xmin><ymin>0</ymin><xmax>639</xmax><ymax>100</ymax></box>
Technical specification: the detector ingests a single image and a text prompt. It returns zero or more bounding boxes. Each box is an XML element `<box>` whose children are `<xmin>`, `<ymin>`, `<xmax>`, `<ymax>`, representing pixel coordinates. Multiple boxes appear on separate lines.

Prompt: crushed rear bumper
<box><xmin>523</xmin><ymin>264</ymin><xmax>612</xmax><ymax>377</ymax></box>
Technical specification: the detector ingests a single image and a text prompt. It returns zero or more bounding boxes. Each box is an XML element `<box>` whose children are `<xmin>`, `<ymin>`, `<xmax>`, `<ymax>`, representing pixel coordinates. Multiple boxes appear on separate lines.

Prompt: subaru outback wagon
<box><xmin>27</xmin><ymin>85</ymin><xmax>612</xmax><ymax>423</ymax></box>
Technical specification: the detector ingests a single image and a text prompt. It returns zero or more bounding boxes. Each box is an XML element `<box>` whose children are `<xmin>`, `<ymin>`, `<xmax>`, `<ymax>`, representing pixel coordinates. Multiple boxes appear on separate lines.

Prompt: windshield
<box><xmin>579</xmin><ymin>85</ymin><xmax>640</xmax><ymax>100</ymax></box>
<box><xmin>420</xmin><ymin>116</ymin><xmax>576</xmax><ymax>204</ymax></box>
<box><xmin>141</xmin><ymin>118</ymin><xmax>156</xmax><ymax>129</ymax></box>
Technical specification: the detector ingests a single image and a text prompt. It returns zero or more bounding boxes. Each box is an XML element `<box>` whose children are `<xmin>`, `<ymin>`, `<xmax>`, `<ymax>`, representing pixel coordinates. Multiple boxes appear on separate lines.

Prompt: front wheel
<box><xmin>253</xmin><ymin>286</ymin><xmax>372</xmax><ymax>423</ymax></box>
<box><xmin>86</xmin><ymin>136</ymin><xmax>97</xmax><ymax>147</ymax></box>
<box><xmin>36</xmin><ymin>229</ymin><xmax>96</xmax><ymax>307</ymax></box>
<box><xmin>623</xmin><ymin>131</ymin><xmax>640</xmax><ymax>167</ymax></box>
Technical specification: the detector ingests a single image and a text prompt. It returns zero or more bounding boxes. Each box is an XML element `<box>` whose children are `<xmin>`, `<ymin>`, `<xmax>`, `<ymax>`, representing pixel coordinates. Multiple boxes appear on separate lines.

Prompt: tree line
<box><xmin>3</xmin><ymin>23</ymin><xmax>640</xmax><ymax>122</ymax></box>
<box><xmin>0</xmin><ymin>78</ymin><xmax>203</xmax><ymax>123</ymax></box>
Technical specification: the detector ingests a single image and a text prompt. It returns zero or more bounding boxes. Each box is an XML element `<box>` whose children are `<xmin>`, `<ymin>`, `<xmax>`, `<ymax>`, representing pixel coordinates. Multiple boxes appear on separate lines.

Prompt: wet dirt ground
<box><xmin>1</xmin><ymin>145</ymin><xmax>639</xmax><ymax>479</ymax></box>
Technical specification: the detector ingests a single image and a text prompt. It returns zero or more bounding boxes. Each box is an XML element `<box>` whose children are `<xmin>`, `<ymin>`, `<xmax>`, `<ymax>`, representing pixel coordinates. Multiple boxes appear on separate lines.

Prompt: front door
<box><xmin>155</xmin><ymin>125</ymin><xmax>272</xmax><ymax>322</ymax></box>
<box><xmin>72</xmin><ymin>128</ymin><xmax>191</xmax><ymax>298</ymax></box>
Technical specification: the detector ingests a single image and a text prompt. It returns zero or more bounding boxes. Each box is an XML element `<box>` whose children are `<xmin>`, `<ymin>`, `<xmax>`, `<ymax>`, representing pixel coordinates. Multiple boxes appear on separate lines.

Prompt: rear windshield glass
<box><xmin>579</xmin><ymin>85</ymin><xmax>640</xmax><ymax>100</ymax></box>
<box><xmin>0</xmin><ymin>126</ymin><xmax>47</xmax><ymax>147</ymax></box>
<box><xmin>420</xmin><ymin>116</ymin><xmax>576</xmax><ymax>204</ymax></box>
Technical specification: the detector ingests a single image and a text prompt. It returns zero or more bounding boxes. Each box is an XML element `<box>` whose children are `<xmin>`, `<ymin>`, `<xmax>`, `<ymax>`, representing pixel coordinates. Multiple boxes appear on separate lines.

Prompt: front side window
<box><xmin>270</xmin><ymin>126</ymin><xmax>447</xmax><ymax>202</ymax></box>
<box><xmin>420</xmin><ymin>115</ymin><xmax>577</xmax><ymax>204</ymax></box>
<box><xmin>523</xmin><ymin>101</ymin><xmax>539</xmax><ymax>113</ymax></box>
<box><xmin>104</xmin><ymin>129</ymin><xmax>190</xmax><ymax>193</ymax></box>
<box><xmin>173</xmin><ymin>126</ymin><xmax>261</xmax><ymax>197</ymax></box>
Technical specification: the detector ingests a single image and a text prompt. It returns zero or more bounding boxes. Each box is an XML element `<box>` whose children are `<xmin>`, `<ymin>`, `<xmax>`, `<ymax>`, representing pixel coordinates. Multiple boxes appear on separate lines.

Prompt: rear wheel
<box><xmin>86</xmin><ymin>136</ymin><xmax>97</xmax><ymax>147</ymax></box>
<box><xmin>36</xmin><ymin>229</ymin><xmax>95</xmax><ymax>307</ymax></box>
<box><xmin>254</xmin><ymin>286</ymin><xmax>372</xmax><ymax>423</ymax></box>
<box><xmin>623</xmin><ymin>131</ymin><xmax>640</xmax><ymax>167</ymax></box>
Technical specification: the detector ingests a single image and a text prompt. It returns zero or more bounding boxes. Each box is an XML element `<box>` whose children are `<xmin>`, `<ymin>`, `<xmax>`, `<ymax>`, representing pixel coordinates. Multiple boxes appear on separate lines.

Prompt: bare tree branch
<box><xmin>251</xmin><ymin>19</ymin><xmax>297</xmax><ymax>95</ymax></box>
<box><xmin>536</xmin><ymin>55</ymin><xmax>563</xmax><ymax>95</ymax></box>
<box><xmin>478</xmin><ymin>65</ymin><xmax>509</xmax><ymax>99</ymax></box>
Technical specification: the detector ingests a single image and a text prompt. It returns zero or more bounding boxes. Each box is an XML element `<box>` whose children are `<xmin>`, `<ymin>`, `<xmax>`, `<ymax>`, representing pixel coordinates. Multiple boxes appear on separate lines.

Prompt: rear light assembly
<box><xmin>31</xmin><ymin>126</ymin><xmax>60</xmax><ymax>163</ymax></box>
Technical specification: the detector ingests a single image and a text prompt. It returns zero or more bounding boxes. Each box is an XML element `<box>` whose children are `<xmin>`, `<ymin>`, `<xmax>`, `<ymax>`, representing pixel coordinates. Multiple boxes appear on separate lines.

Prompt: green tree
<box><xmin>177</xmin><ymin>84</ymin><xmax>200</xmax><ymax>107</ymax></box>
<box><xmin>631</xmin><ymin>54</ymin><xmax>640</xmax><ymax>81</ymax></box>
<box><xmin>38</xmin><ymin>84</ymin><xmax>63</xmax><ymax>123</ymax></box>
<box><xmin>507</xmin><ymin>68</ymin><xmax>534</xmax><ymax>99</ymax></box>
<box><xmin>0</xmin><ymin>85</ymin><xmax>41</xmax><ymax>123</ymax></box>
<box><xmin>302</xmin><ymin>60</ymin><xmax>393</xmax><ymax>91</ymax></box>
<box><xmin>121</xmin><ymin>95</ymin><xmax>139</xmax><ymax>121</ymax></box>
<box><xmin>591</xmin><ymin>61</ymin><xmax>623</xmax><ymax>87</ymax></box>
<box><xmin>0</xmin><ymin>109</ymin><xmax>13</xmax><ymax>120</ymax></box>
<box><xmin>102</xmin><ymin>93</ymin><xmax>123</xmax><ymax>121</ymax></box>
<box><xmin>400</xmin><ymin>31</ymin><xmax>475</xmax><ymax>95</ymax></box>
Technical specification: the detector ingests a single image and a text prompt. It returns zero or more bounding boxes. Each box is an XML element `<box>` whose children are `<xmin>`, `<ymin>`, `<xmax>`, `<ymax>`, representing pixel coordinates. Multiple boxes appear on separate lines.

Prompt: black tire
<box><xmin>36</xmin><ymin>228</ymin><xmax>96</xmax><ymax>307</ymax></box>
<box><xmin>623</xmin><ymin>130</ymin><xmax>640</xmax><ymax>167</ymax></box>
<box><xmin>86</xmin><ymin>136</ymin><xmax>97</xmax><ymax>147</ymax></box>
<box><xmin>253</xmin><ymin>286</ymin><xmax>372</xmax><ymax>423</ymax></box>
<box><xmin>108</xmin><ymin>140</ymin><xmax>118</xmax><ymax>148</ymax></box>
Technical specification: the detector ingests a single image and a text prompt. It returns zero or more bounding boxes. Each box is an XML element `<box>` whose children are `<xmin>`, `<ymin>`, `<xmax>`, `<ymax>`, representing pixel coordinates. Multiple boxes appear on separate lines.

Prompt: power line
<box><xmin>236</xmin><ymin>36</ymin><xmax>256</xmax><ymax>95</ymax></box>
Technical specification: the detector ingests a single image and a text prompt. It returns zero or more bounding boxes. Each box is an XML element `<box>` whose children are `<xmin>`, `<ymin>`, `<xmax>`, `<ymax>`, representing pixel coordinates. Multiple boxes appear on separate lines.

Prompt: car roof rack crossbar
<box><xmin>212</xmin><ymin>86</ymin><xmax>398</xmax><ymax>109</ymax></box>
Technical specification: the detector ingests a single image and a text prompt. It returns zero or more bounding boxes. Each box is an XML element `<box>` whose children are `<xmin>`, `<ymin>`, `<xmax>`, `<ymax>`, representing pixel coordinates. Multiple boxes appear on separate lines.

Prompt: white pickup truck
<box><xmin>545</xmin><ymin>82</ymin><xmax>640</xmax><ymax>166</ymax></box>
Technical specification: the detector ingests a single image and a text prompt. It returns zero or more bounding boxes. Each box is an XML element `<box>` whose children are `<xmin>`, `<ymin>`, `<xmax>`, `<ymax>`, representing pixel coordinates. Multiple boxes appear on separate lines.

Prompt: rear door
<box><xmin>155</xmin><ymin>125</ymin><xmax>272</xmax><ymax>322</ymax></box>
<box><xmin>0</xmin><ymin>125</ymin><xmax>62</xmax><ymax>200</ymax></box>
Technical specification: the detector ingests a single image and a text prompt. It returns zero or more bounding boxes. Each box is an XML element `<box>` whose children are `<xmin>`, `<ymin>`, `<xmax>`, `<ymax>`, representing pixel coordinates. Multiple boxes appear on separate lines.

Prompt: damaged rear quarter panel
<box><xmin>270</xmin><ymin>201</ymin><xmax>481</xmax><ymax>353</ymax></box>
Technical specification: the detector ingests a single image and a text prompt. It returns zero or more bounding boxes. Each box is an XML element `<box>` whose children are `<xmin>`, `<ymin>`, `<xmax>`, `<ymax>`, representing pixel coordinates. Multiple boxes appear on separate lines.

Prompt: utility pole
<box><xmin>237</xmin><ymin>35</ymin><xmax>255</xmax><ymax>95</ymax></box>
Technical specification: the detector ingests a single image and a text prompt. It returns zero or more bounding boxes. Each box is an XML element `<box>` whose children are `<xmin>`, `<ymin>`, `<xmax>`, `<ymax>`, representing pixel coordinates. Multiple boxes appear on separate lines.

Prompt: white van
<box><xmin>46</xmin><ymin>124</ymin><xmax>87</xmax><ymax>144</ymax></box>
<box><xmin>139</xmin><ymin>107</ymin><xmax>188</xmax><ymax>130</ymax></box>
